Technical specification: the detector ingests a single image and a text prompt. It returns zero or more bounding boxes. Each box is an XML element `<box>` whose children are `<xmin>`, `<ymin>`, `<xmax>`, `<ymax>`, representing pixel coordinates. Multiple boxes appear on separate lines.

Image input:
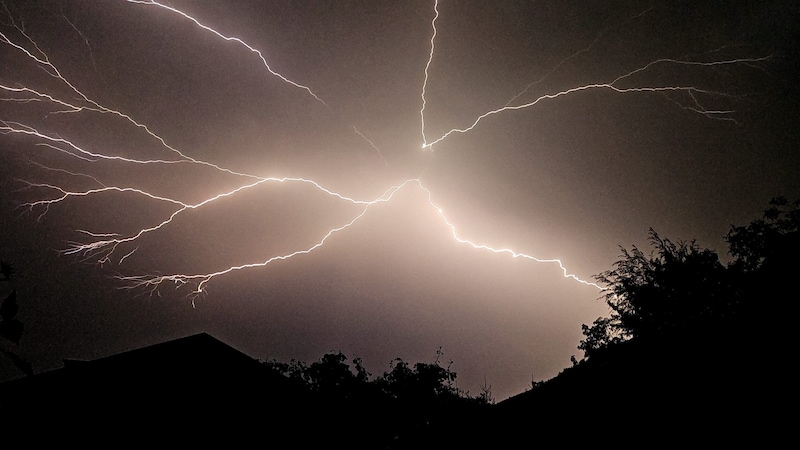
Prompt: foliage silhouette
<box><xmin>262</xmin><ymin>348</ymin><xmax>490</xmax><ymax>447</ymax></box>
<box><xmin>0</xmin><ymin>262</ymin><xmax>31</xmax><ymax>376</ymax></box>
<box><xmin>727</xmin><ymin>197</ymin><xmax>800</xmax><ymax>272</ymax></box>
<box><xmin>579</xmin><ymin>197</ymin><xmax>799</xmax><ymax>359</ymax></box>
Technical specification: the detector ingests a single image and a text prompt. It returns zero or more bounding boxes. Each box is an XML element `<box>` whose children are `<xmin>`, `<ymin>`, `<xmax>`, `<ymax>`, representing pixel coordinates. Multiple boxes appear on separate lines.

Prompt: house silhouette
<box><xmin>0</xmin><ymin>333</ymin><xmax>306</xmax><ymax>436</ymax></box>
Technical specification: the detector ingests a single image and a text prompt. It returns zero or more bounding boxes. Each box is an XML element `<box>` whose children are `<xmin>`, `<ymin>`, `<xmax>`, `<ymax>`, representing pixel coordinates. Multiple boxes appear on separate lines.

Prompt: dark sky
<box><xmin>1</xmin><ymin>0</ymin><xmax>798</xmax><ymax>400</ymax></box>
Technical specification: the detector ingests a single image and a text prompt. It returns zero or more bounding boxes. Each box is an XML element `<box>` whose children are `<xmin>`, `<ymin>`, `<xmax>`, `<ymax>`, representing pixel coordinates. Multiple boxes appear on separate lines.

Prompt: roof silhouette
<box><xmin>0</xmin><ymin>333</ymin><xmax>303</xmax><ymax>435</ymax></box>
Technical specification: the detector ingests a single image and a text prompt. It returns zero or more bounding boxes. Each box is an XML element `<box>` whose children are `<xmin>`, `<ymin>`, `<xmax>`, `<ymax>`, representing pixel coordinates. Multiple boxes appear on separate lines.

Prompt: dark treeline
<box><xmin>259</xmin><ymin>348</ymin><xmax>493</xmax><ymax>448</ymax></box>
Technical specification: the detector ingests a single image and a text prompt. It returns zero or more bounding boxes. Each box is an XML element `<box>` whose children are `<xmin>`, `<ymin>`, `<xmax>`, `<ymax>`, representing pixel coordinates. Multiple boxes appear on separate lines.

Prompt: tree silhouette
<box><xmin>261</xmin><ymin>348</ymin><xmax>488</xmax><ymax>447</ymax></box>
<box><xmin>579</xmin><ymin>231</ymin><xmax>732</xmax><ymax>358</ymax></box>
<box><xmin>0</xmin><ymin>261</ymin><xmax>32</xmax><ymax>376</ymax></box>
<box><xmin>724</xmin><ymin>196</ymin><xmax>798</xmax><ymax>349</ymax></box>
<box><xmin>579</xmin><ymin>197</ymin><xmax>799</xmax><ymax>359</ymax></box>
<box><xmin>727</xmin><ymin>197</ymin><xmax>800</xmax><ymax>273</ymax></box>
<box><xmin>0</xmin><ymin>262</ymin><xmax>21</xmax><ymax>344</ymax></box>
<box><xmin>0</xmin><ymin>289</ymin><xmax>22</xmax><ymax>344</ymax></box>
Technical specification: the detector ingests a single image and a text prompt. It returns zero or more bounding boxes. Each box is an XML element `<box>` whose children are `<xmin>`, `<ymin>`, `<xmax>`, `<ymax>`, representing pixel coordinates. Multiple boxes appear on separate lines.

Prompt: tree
<box><xmin>305</xmin><ymin>351</ymin><xmax>373</xmax><ymax>400</ymax></box>
<box><xmin>724</xmin><ymin>196</ymin><xmax>799</xmax><ymax>344</ymax></box>
<box><xmin>579</xmin><ymin>197</ymin><xmax>799</xmax><ymax>359</ymax></box>
<box><xmin>0</xmin><ymin>261</ymin><xmax>32</xmax><ymax>376</ymax></box>
<box><xmin>579</xmin><ymin>230</ymin><xmax>731</xmax><ymax>357</ymax></box>
<box><xmin>379</xmin><ymin>356</ymin><xmax>460</xmax><ymax>403</ymax></box>
<box><xmin>726</xmin><ymin>197</ymin><xmax>800</xmax><ymax>273</ymax></box>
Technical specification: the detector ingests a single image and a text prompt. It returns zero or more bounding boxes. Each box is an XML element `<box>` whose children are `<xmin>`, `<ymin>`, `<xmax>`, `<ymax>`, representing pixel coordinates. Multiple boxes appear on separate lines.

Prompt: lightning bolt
<box><xmin>0</xmin><ymin>1</ymin><xmax>768</xmax><ymax>301</ymax></box>
<box><xmin>421</xmin><ymin>56</ymin><xmax>770</xmax><ymax>149</ymax></box>
<box><xmin>124</xmin><ymin>0</ymin><xmax>328</xmax><ymax>107</ymax></box>
<box><xmin>419</xmin><ymin>0</ymin><xmax>440</xmax><ymax>148</ymax></box>
<box><xmin>352</xmin><ymin>126</ymin><xmax>389</xmax><ymax>167</ymax></box>
<box><xmin>503</xmin><ymin>4</ymin><xmax>656</xmax><ymax>108</ymax></box>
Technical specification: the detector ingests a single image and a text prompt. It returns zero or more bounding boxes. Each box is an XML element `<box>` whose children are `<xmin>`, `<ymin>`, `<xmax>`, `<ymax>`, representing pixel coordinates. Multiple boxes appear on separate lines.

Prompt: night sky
<box><xmin>1</xmin><ymin>0</ymin><xmax>798</xmax><ymax>400</ymax></box>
